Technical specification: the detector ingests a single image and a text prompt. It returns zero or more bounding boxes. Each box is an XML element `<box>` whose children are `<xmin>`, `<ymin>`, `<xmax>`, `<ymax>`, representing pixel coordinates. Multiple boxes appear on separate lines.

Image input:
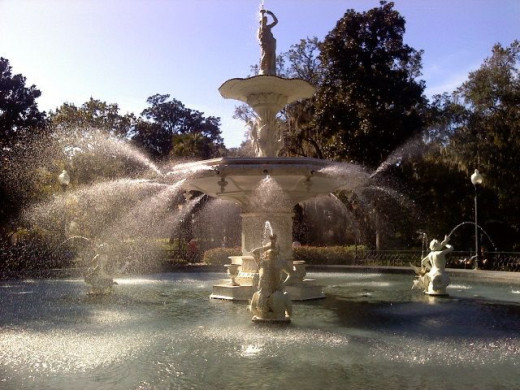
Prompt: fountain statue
<box><xmin>60</xmin><ymin>236</ymin><xmax>117</xmax><ymax>295</ymax></box>
<box><xmin>249</xmin><ymin>232</ymin><xmax>293</xmax><ymax>322</ymax></box>
<box><xmin>258</xmin><ymin>9</ymin><xmax>278</xmax><ymax>76</ymax></box>
<box><xmin>412</xmin><ymin>235</ymin><xmax>453</xmax><ymax>296</ymax></box>
<box><xmin>218</xmin><ymin>8</ymin><xmax>315</xmax><ymax>158</ymax></box>
<box><xmin>84</xmin><ymin>243</ymin><xmax>117</xmax><ymax>295</ymax></box>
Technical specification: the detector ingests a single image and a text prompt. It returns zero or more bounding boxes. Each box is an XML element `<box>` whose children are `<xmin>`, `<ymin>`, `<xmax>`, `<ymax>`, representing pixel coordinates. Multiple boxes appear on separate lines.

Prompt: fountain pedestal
<box><xmin>285</xmin><ymin>261</ymin><xmax>325</xmax><ymax>300</ymax></box>
<box><xmin>210</xmin><ymin>256</ymin><xmax>257</xmax><ymax>300</ymax></box>
<box><xmin>210</xmin><ymin>256</ymin><xmax>324</xmax><ymax>301</ymax></box>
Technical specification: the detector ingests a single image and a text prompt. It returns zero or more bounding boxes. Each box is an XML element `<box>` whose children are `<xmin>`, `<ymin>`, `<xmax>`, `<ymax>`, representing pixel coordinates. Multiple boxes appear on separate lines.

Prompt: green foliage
<box><xmin>202</xmin><ymin>247</ymin><xmax>241</xmax><ymax>266</ymax></box>
<box><xmin>315</xmin><ymin>1</ymin><xmax>426</xmax><ymax>168</ymax></box>
<box><xmin>279</xmin><ymin>37</ymin><xmax>326</xmax><ymax>158</ymax></box>
<box><xmin>0</xmin><ymin>57</ymin><xmax>48</xmax><ymax>228</ymax></box>
<box><xmin>47</xmin><ymin>98</ymin><xmax>159</xmax><ymax>187</ymax></box>
<box><xmin>132</xmin><ymin>94</ymin><xmax>225</xmax><ymax>160</ymax></box>
<box><xmin>49</xmin><ymin>98</ymin><xmax>135</xmax><ymax>138</ymax></box>
<box><xmin>425</xmin><ymin>41</ymin><xmax>520</xmax><ymax>249</ymax></box>
<box><xmin>0</xmin><ymin>227</ymin><xmax>69</xmax><ymax>277</ymax></box>
<box><xmin>171</xmin><ymin>132</ymin><xmax>221</xmax><ymax>160</ymax></box>
<box><xmin>0</xmin><ymin>57</ymin><xmax>46</xmax><ymax>148</ymax></box>
<box><xmin>294</xmin><ymin>245</ymin><xmax>362</xmax><ymax>265</ymax></box>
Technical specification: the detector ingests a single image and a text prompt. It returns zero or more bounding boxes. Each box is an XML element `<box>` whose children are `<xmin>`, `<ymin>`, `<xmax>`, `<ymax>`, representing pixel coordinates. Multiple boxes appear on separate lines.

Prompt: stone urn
<box><xmin>292</xmin><ymin>261</ymin><xmax>307</xmax><ymax>285</ymax></box>
<box><xmin>224</xmin><ymin>264</ymin><xmax>240</xmax><ymax>286</ymax></box>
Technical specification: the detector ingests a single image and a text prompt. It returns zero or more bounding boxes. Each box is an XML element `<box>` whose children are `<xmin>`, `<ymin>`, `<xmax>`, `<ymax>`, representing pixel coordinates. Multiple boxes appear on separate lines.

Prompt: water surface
<box><xmin>0</xmin><ymin>272</ymin><xmax>518</xmax><ymax>389</ymax></box>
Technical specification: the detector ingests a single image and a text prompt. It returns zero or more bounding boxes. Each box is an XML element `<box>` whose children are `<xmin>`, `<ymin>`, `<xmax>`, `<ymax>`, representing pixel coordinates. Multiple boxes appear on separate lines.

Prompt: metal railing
<box><xmin>354</xmin><ymin>250</ymin><xmax>520</xmax><ymax>272</ymax></box>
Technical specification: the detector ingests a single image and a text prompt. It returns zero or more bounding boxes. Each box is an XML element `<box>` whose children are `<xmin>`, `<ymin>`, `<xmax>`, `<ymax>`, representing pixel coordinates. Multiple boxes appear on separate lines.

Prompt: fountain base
<box><xmin>210</xmin><ymin>257</ymin><xmax>325</xmax><ymax>301</ymax></box>
<box><xmin>252</xmin><ymin>315</ymin><xmax>291</xmax><ymax>324</ymax></box>
<box><xmin>210</xmin><ymin>284</ymin><xmax>253</xmax><ymax>300</ymax></box>
<box><xmin>210</xmin><ymin>282</ymin><xmax>325</xmax><ymax>301</ymax></box>
<box><xmin>425</xmin><ymin>292</ymin><xmax>449</xmax><ymax>297</ymax></box>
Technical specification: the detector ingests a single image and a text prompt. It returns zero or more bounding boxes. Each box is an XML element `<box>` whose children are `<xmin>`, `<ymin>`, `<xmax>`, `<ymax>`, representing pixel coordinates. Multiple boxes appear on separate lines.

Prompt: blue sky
<box><xmin>1</xmin><ymin>0</ymin><xmax>518</xmax><ymax>148</ymax></box>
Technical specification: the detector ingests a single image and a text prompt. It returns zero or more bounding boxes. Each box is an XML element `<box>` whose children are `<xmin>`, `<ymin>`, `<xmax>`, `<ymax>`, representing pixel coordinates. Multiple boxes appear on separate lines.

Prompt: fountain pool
<box><xmin>1</xmin><ymin>271</ymin><xmax>519</xmax><ymax>389</ymax></box>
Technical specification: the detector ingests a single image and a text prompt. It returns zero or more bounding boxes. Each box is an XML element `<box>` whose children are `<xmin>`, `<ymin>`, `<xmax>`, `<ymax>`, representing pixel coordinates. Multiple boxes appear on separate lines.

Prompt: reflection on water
<box><xmin>0</xmin><ymin>272</ymin><xmax>519</xmax><ymax>389</ymax></box>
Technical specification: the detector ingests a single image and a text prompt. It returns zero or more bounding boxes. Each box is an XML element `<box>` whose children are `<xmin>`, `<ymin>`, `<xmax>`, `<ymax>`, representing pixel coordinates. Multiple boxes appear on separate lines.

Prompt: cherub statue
<box><xmin>249</xmin><ymin>234</ymin><xmax>293</xmax><ymax>321</ymax></box>
<box><xmin>84</xmin><ymin>243</ymin><xmax>117</xmax><ymax>295</ymax></box>
<box><xmin>412</xmin><ymin>235</ymin><xmax>453</xmax><ymax>295</ymax></box>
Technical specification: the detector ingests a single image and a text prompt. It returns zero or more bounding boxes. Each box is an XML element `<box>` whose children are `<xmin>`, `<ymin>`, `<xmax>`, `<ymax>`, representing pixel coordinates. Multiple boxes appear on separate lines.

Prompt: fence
<box><xmin>354</xmin><ymin>250</ymin><xmax>520</xmax><ymax>272</ymax></box>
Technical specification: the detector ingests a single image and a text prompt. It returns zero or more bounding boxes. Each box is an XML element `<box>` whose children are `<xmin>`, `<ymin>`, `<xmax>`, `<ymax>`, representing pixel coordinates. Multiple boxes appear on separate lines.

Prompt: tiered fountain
<box><xmin>171</xmin><ymin>9</ymin><xmax>369</xmax><ymax>319</ymax></box>
<box><xmin>2</xmin><ymin>7</ymin><xmax>520</xmax><ymax>388</ymax></box>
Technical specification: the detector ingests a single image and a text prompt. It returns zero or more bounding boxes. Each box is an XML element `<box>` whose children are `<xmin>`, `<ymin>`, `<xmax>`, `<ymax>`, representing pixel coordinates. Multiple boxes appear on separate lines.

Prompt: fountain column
<box><xmin>204</xmin><ymin>8</ymin><xmax>329</xmax><ymax>303</ymax></box>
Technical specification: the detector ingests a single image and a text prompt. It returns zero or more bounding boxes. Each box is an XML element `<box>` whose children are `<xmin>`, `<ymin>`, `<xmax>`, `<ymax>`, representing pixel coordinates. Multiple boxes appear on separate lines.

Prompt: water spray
<box><xmin>447</xmin><ymin>221</ymin><xmax>497</xmax><ymax>252</ymax></box>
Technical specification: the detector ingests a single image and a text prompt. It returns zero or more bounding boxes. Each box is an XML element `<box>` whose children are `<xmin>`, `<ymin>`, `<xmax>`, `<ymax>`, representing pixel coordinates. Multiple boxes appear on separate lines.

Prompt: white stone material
<box><xmin>219</xmin><ymin>76</ymin><xmax>315</xmax><ymax>157</ymax></box>
<box><xmin>412</xmin><ymin>236</ymin><xmax>453</xmax><ymax>296</ymax></box>
<box><xmin>249</xmin><ymin>234</ymin><xmax>293</xmax><ymax>322</ymax></box>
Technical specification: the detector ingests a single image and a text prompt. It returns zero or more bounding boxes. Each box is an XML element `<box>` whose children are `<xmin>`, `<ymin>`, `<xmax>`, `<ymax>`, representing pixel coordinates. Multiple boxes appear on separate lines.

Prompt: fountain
<box><xmin>83</xmin><ymin>242</ymin><xmax>118</xmax><ymax>295</ymax></box>
<box><xmin>2</xmin><ymin>6</ymin><xmax>520</xmax><ymax>389</ymax></box>
<box><xmin>172</xmin><ymin>8</ymin><xmax>369</xmax><ymax>305</ymax></box>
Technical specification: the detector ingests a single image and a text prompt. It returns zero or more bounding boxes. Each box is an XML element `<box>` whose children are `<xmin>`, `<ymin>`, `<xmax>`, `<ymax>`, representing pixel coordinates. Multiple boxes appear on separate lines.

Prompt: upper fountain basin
<box><xmin>219</xmin><ymin>75</ymin><xmax>316</xmax><ymax>114</ymax></box>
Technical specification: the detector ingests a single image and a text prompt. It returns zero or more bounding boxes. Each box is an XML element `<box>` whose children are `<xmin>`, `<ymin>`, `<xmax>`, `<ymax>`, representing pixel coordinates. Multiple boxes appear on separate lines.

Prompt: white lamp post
<box><xmin>58</xmin><ymin>170</ymin><xmax>71</xmax><ymax>237</ymax></box>
<box><xmin>58</xmin><ymin>170</ymin><xmax>70</xmax><ymax>192</ymax></box>
<box><xmin>470</xmin><ymin>169</ymin><xmax>483</xmax><ymax>269</ymax></box>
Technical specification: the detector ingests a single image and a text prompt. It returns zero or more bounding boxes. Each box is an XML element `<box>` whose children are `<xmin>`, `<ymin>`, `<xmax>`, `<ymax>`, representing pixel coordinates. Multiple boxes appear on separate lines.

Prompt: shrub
<box><xmin>294</xmin><ymin>245</ymin><xmax>361</xmax><ymax>265</ymax></box>
<box><xmin>203</xmin><ymin>247</ymin><xmax>241</xmax><ymax>266</ymax></box>
<box><xmin>202</xmin><ymin>245</ymin><xmax>364</xmax><ymax>267</ymax></box>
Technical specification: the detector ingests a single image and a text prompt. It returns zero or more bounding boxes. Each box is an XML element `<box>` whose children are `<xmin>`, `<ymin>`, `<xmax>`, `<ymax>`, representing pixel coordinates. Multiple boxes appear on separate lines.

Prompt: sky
<box><xmin>1</xmin><ymin>0</ymin><xmax>518</xmax><ymax>148</ymax></box>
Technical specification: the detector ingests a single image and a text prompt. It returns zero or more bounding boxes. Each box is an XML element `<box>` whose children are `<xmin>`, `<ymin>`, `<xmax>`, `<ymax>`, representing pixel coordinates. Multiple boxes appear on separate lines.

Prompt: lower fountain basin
<box><xmin>1</xmin><ymin>272</ymin><xmax>519</xmax><ymax>389</ymax></box>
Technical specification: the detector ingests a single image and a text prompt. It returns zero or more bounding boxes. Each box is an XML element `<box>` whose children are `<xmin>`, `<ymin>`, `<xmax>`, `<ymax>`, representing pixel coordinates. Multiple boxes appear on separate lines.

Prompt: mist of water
<box><xmin>447</xmin><ymin>221</ymin><xmax>498</xmax><ymax>251</ymax></box>
<box><xmin>371</xmin><ymin>134</ymin><xmax>428</xmax><ymax>177</ymax></box>
<box><xmin>318</xmin><ymin>162</ymin><xmax>370</xmax><ymax>191</ymax></box>
<box><xmin>249</xmin><ymin>175</ymin><xmax>292</xmax><ymax>212</ymax></box>
<box><xmin>57</xmin><ymin>127</ymin><xmax>162</xmax><ymax>176</ymax></box>
<box><xmin>100</xmin><ymin>180</ymin><xmax>187</xmax><ymax>241</ymax></box>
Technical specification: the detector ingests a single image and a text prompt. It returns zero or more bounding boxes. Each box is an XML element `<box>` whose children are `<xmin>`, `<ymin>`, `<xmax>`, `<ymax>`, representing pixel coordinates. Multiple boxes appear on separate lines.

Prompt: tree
<box><xmin>171</xmin><ymin>132</ymin><xmax>221</xmax><ymax>160</ymax></box>
<box><xmin>315</xmin><ymin>1</ymin><xmax>426</xmax><ymax>168</ymax></box>
<box><xmin>279</xmin><ymin>37</ymin><xmax>326</xmax><ymax>158</ymax></box>
<box><xmin>0</xmin><ymin>57</ymin><xmax>46</xmax><ymax>148</ymax></box>
<box><xmin>0</xmin><ymin>57</ymin><xmax>47</xmax><ymax>231</ymax></box>
<box><xmin>429</xmin><ymin>41</ymin><xmax>520</xmax><ymax>249</ymax></box>
<box><xmin>49</xmin><ymin>98</ymin><xmax>135</xmax><ymax>138</ymax></box>
<box><xmin>131</xmin><ymin>94</ymin><xmax>225</xmax><ymax>160</ymax></box>
<box><xmin>47</xmin><ymin>98</ymin><xmax>147</xmax><ymax>185</ymax></box>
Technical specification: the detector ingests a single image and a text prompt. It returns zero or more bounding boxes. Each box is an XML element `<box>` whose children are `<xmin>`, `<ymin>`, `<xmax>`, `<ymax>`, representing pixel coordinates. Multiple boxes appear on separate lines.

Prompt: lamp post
<box><xmin>470</xmin><ymin>169</ymin><xmax>483</xmax><ymax>270</ymax></box>
<box><xmin>58</xmin><ymin>170</ymin><xmax>70</xmax><ymax>192</ymax></box>
<box><xmin>58</xmin><ymin>170</ymin><xmax>70</xmax><ymax>237</ymax></box>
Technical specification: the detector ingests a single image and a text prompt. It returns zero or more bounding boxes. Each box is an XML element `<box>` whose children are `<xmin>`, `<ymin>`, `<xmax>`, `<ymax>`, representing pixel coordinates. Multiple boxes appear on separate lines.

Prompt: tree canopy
<box><xmin>131</xmin><ymin>94</ymin><xmax>224</xmax><ymax>160</ymax></box>
<box><xmin>423</xmin><ymin>40</ymin><xmax>520</xmax><ymax>248</ymax></box>
<box><xmin>0</xmin><ymin>57</ymin><xmax>47</xmax><ymax>229</ymax></box>
<box><xmin>0</xmin><ymin>57</ymin><xmax>46</xmax><ymax>148</ymax></box>
<box><xmin>49</xmin><ymin>98</ymin><xmax>135</xmax><ymax>138</ymax></box>
<box><xmin>315</xmin><ymin>1</ymin><xmax>426</xmax><ymax>168</ymax></box>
